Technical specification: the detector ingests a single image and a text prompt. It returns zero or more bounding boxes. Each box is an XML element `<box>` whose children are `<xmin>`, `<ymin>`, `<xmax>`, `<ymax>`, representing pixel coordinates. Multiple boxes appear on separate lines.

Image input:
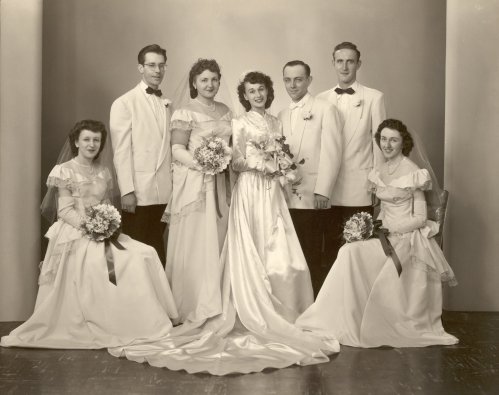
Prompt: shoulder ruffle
<box><xmin>368</xmin><ymin>169</ymin><xmax>432</xmax><ymax>191</ymax></box>
<box><xmin>390</xmin><ymin>169</ymin><xmax>432</xmax><ymax>190</ymax></box>
<box><xmin>46</xmin><ymin>163</ymin><xmax>75</xmax><ymax>190</ymax></box>
<box><xmin>171</xmin><ymin>108</ymin><xmax>194</xmax><ymax>122</ymax></box>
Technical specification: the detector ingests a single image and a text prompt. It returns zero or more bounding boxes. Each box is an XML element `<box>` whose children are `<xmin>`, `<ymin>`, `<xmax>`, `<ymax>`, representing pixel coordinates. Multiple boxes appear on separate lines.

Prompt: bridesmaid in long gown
<box><xmin>109</xmin><ymin>72</ymin><xmax>339</xmax><ymax>375</ymax></box>
<box><xmin>297</xmin><ymin>119</ymin><xmax>458</xmax><ymax>348</ymax></box>
<box><xmin>1</xmin><ymin>120</ymin><xmax>178</xmax><ymax>349</ymax></box>
<box><xmin>164</xmin><ymin>59</ymin><xmax>232</xmax><ymax>323</ymax></box>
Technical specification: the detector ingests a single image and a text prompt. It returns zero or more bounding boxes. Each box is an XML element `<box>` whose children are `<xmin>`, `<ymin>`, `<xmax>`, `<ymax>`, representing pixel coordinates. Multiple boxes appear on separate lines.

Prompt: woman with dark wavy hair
<box><xmin>110</xmin><ymin>72</ymin><xmax>339</xmax><ymax>375</ymax></box>
<box><xmin>297</xmin><ymin>119</ymin><xmax>458</xmax><ymax>348</ymax></box>
<box><xmin>163</xmin><ymin>58</ymin><xmax>233</xmax><ymax>324</ymax></box>
<box><xmin>2</xmin><ymin>120</ymin><xmax>178</xmax><ymax>349</ymax></box>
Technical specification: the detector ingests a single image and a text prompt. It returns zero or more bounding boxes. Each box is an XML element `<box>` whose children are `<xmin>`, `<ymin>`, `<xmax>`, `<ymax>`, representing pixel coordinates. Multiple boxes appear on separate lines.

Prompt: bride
<box><xmin>296</xmin><ymin>118</ymin><xmax>458</xmax><ymax>348</ymax></box>
<box><xmin>1</xmin><ymin>120</ymin><xmax>178</xmax><ymax>349</ymax></box>
<box><xmin>109</xmin><ymin>71</ymin><xmax>339</xmax><ymax>375</ymax></box>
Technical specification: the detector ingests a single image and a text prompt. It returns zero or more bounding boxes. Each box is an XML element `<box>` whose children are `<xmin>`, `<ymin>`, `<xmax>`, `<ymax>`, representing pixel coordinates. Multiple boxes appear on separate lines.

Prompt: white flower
<box><xmin>302</xmin><ymin>110</ymin><xmax>313</xmax><ymax>120</ymax></box>
<box><xmin>163</xmin><ymin>98</ymin><xmax>172</xmax><ymax>108</ymax></box>
<box><xmin>353</xmin><ymin>99</ymin><xmax>361</xmax><ymax>107</ymax></box>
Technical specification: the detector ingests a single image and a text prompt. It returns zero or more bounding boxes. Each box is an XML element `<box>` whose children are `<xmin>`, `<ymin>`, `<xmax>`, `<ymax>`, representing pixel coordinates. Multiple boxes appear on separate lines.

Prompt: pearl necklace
<box><xmin>386</xmin><ymin>156</ymin><xmax>404</xmax><ymax>175</ymax></box>
<box><xmin>195</xmin><ymin>98</ymin><xmax>216</xmax><ymax>112</ymax></box>
<box><xmin>72</xmin><ymin>158</ymin><xmax>97</xmax><ymax>176</ymax></box>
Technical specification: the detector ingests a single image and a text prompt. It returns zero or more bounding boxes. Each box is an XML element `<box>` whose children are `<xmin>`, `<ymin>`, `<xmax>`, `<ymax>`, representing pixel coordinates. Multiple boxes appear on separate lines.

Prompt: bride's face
<box><xmin>193</xmin><ymin>70</ymin><xmax>220</xmax><ymax>101</ymax></box>
<box><xmin>76</xmin><ymin>129</ymin><xmax>102</xmax><ymax>161</ymax></box>
<box><xmin>380</xmin><ymin>128</ymin><xmax>403</xmax><ymax>161</ymax></box>
<box><xmin>243</xmin><ymin>82</ymin><xmax>268</xmax><ymax>111</ymax></box>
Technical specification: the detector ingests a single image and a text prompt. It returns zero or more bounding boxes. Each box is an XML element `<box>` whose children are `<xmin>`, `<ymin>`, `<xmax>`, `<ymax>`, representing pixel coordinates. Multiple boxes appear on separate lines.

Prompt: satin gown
<box><xmin>163</xmin><ymin>104</ymin><xmax>232</xmax><ymax>323</ymax></box>
<box><xmin>296</xmin><ymin>168</ymin><xmax>459</xmax><ymax>348</ymax></box>
<box><xmin>109</xmin><ymin>111</ymin><xmax>339</xmax><ymax>375</ymax></box>
<box><xmin>1</xmin><ymin>160</ymin><xmax>178</xmax><ymax>349</ymax></box>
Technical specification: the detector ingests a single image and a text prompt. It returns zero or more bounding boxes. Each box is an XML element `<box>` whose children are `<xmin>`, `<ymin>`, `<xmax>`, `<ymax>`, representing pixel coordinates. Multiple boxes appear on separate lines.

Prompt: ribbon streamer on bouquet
<box><xmin>373</xmin><ymin>220</ymin><xmax>402</xmax><ymax>276</ymax></box>
<box><xmin>213</xmin><ymin>168</ymin><xmax>232</xmax><ymax>218</ymax></box>
<box><xmin>104</xmin><ymin>232</ymin><xmax>126</xmax><ymax>286</ymax></box>
<box><xmin>214</xmin><ymin>174</ymin><xmax>223</xmax><ymax>219</ymax></box>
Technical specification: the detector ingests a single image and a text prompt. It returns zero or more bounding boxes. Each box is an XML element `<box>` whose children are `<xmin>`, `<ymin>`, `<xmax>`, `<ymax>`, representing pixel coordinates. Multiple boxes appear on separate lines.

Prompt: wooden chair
<box><xmin>433</xmin><ymin>190</ymin><xmax>449</xmax><ymax>248</ymax></box>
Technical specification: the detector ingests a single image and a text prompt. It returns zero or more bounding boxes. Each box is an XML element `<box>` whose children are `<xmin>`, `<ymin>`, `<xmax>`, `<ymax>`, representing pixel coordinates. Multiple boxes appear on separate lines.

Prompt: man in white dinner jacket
<box><xmin>110</xmin><ymin>44</ymin><xmax>172</xmax><ymax>265</ymax></box>
<box><xmin>279</xmin><ymin>60</ymin><xmax>342</xmax><ymax>294</ymax></box>
<box><xmin>318</xmin><ymin>41</ymin><xmax>386</xmax><ymax>264</ymax></box>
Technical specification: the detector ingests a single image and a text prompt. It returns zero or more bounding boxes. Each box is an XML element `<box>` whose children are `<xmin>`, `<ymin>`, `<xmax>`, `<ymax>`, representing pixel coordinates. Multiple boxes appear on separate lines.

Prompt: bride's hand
<box><xmin>263</xmin><ymin>159</ymin><xmax>278</xmax><ymax>175</ymax></box>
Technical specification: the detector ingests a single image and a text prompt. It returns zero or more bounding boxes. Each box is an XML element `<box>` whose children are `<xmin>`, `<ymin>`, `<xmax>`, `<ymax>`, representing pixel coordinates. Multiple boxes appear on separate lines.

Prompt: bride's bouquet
<box><xmin>250</xmin><ymin>133</ymin><xmax>305</xmax><ymax>198</ymax></box>
<box><xmin>343</xmin><ymin>212</ymin><xmax>374</xmax><ymax>243</ymax></box>
<box><xmin>80</xmin><ymin>203</ymin><xmax>121</xmax><ymax>242</ymax></box>
<box><xmin>193</xmin><ymin>135</ymin><xmax>232</xmax><ymax>175</ymax></box>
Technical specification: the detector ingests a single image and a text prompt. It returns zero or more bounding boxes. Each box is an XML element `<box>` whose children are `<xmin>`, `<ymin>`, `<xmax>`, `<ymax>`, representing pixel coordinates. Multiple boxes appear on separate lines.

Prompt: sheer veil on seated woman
<box><xmin>296</xmin><ymin>119</ymin><xmax>458</xmax><ymax>348</ymax></box>
<box><xmin>1</xmin><ymin>120</ymin><xmax>178</xmax><ymax>349</ymax></box>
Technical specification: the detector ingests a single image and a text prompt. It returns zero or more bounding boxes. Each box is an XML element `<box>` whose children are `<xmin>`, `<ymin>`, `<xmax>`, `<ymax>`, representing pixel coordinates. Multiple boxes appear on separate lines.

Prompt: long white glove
<box><xmin>58</xmin><ymin>196</ymin><xmax>84</xmax><ymax>228</ymax></box>
<box><xmin>386</xmin><ymin>199</ymin><xmax>427</xmax><ymax>234</ymax></box>
<box><xmin>172</xmin><ymin>144</ymin><xmax>196</xmax><ymax>168</ymax></box>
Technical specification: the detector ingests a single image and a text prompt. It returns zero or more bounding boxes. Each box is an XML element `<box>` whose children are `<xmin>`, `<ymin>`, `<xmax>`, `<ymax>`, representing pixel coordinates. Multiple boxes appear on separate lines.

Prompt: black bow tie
<box><xmin>334</xmin><ymin>87</ymin><xmax>355</xmax><ymax>95</ymax></box>
<box><xmin>145</xmin><ymin>86</ymin><xmax>162</xmax><ymax>97</ymax></box>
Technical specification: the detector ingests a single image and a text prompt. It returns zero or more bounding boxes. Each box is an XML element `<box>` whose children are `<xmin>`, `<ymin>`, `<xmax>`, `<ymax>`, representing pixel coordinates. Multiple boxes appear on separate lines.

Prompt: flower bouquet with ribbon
<box><xmin>343</xmin><ymin>212</ymin><xmax>402</xmax><ymax>276</ymax></box>
<box><xmin>250</xmin><ymin>133</ymin><xmax>305</xmax><ymax>199</ymax></box>
<box><xmin>80</xmin><ymin>203</ymin><xmax>124</xmax><ymax>285</ymax></box>
<box><xmin>193</xmin><ymin>135</ymin><xmax>232</xmax><ymax>217</ymax></box>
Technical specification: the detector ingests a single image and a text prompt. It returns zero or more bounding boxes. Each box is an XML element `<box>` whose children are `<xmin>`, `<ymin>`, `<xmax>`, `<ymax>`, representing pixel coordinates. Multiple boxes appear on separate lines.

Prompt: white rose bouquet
<box><xmin>193</xmin><ymin>135</ymin><xmax>232</xmax><ymax>175</ymax></box>
<box><xmin>249</xmin><ymin>133</ymin><xmax>305</xmax><ymax>198</ymax></box>
<box><xmin>343</xmin><ymin>212</ymin><xmax>374</xmax><ymax>243</ymax></box>
<box><xmin>80</xmin><ymin>203</ymin><xmax>121</xmax><ymax>242</ymax></box>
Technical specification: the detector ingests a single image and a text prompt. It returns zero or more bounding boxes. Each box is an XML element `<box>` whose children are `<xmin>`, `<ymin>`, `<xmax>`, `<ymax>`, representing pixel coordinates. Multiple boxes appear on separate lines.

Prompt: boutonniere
<box><xmin>163</xmin><ymin>98</ymin><xmax>172</xmax><ymax>108</ymax></box>
<box><xmin>353</xmin><ymin>99</ymin><xmax>361</xmax><ymax>107</ymax></box>
<box><xmin>302</xmin><ymin>110</ymin><xmax>313</xmax><ymax>121</ymax></box>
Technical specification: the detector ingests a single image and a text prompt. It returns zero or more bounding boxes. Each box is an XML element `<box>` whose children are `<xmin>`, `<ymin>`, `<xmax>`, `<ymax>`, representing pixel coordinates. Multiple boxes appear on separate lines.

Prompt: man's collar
<box><xmin>290</xmin><ymin>92</ymin><xmax>311</xmax><ymax>109</ymax></box>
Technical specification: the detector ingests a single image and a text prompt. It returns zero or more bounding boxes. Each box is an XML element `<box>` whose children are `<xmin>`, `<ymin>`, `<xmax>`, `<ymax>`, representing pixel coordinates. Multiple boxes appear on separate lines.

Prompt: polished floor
<box><xmin>0</xmin><ymin>312</ymin><xmax>498</xmax><ymax>394</ymax></box>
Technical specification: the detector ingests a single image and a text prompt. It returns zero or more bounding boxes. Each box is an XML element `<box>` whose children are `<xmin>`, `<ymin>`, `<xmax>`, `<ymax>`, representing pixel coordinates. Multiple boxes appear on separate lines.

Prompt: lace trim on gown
<box><xmin>368</xmin><ymin>168</ymin><xmax>457</xmax><ymax>285</ymax></box>
<box><xmin>39</xmin><ymin>162</ymin><xmax>110</xmax><ymax>285</ymax></box>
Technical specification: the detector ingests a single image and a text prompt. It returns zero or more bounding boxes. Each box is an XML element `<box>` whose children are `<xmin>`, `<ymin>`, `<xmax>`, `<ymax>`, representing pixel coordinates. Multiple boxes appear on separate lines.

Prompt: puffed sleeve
<box><xmin>171</xmin><ymin>109</ymin><xmax>195</xmax><ymax>167</ymax></box>
<box><xmin>170</xmin><ymin>109</ymin><xmax>194</xmax><ymax>147</ymax></box>
<box><xmin>46</xmin><ymin>164</ymin><xmax>74</xmax><ymax>191</ymax></box>
<box><xmin>48</xmin><ymin>164</ymin><xmax>84</xmax><ymax>228</ymax></box>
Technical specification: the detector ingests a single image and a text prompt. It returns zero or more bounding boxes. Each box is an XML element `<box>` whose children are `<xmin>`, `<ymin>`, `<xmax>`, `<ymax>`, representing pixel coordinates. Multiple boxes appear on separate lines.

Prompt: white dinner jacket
<box><xmin>278</xmin><ymin>95</ymin><xmax>342</xmax><ymax>209</ymax></box>
<box><xmin>317</xmin><ymin>82</ymin><xmax>386</xmax><ymax>206</ymax></box>
<box><xmin>109</xmin><ymin>83</ymin><xmax>173</xmax><ymax>206</ymax></box>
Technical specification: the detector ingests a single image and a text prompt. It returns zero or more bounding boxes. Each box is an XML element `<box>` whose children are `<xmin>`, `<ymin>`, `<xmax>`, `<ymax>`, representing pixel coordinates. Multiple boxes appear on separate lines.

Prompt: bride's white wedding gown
<box><xmin>108</xmin><ymin>111</ymin><xmax>339</xmax><ymax>375</ymax></box>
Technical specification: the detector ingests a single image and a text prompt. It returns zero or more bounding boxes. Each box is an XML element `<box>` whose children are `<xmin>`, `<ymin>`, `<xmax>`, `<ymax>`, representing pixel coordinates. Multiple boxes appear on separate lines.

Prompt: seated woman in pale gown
<box><xmin>163</xmin><ymin>59</ymin><xmax>232</xmax><ymax>323</ymax></box>
<box><xmin>1</xmin><ymin>120</ymin><xmax>178</xmax><ymax>349</ymax></box>
<box><xmin>108</xmin><ymin>72</ymin><xmax>339</xmax><ymax>375</ymax></box>
<box><xmin>296</xmin><ymin>119</ymin><xmax>458</xmax><ymax>348</ymax></box>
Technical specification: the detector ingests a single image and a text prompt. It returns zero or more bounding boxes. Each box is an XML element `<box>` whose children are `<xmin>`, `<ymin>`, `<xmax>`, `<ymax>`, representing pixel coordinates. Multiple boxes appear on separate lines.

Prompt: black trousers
<box><xmin>122</xmin><ymin>204</ymin><xmax>167</xmax><ymax>266</ymax></box>
<box><xmin>289</xmin><ymin>208</ymin><xmax>329</xmax><ymax>296</ymax></box>
<box><xmin>323</xmin><ymin>204</ymin><xmax>374</xmax><ymax>269</ymax></box>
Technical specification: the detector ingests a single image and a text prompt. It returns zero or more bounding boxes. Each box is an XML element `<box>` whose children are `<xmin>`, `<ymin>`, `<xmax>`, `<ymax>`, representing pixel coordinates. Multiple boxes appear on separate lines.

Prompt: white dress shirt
<box><xmin>289</xmin><ymin>92</ymin><xmax>311</xmax><ymax>135</ymax></box>
<box><xmin>334</xmin><ymin>81</ymin><xmax>359</xmax><ymax>126</ymax></box>
<box><xmin>140</xmin><ymin>80</ymin><xmax>166</xmax><ymax>137</ymax></box>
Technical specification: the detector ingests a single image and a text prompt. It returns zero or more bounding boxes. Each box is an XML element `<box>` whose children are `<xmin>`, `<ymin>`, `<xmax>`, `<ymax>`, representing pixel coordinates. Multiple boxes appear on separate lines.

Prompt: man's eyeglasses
<box><xmin>143</xmin><ymin>63</ymin><xmax>167</xmax><ymax>71</ymax></box>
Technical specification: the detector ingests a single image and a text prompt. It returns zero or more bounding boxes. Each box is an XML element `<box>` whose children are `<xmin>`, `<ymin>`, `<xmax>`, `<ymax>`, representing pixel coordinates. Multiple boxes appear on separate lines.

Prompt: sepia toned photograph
<box><xmin>1</xmin><ymin>0</ymin><xmax>498</xmax><ymax>393</ymax></box>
